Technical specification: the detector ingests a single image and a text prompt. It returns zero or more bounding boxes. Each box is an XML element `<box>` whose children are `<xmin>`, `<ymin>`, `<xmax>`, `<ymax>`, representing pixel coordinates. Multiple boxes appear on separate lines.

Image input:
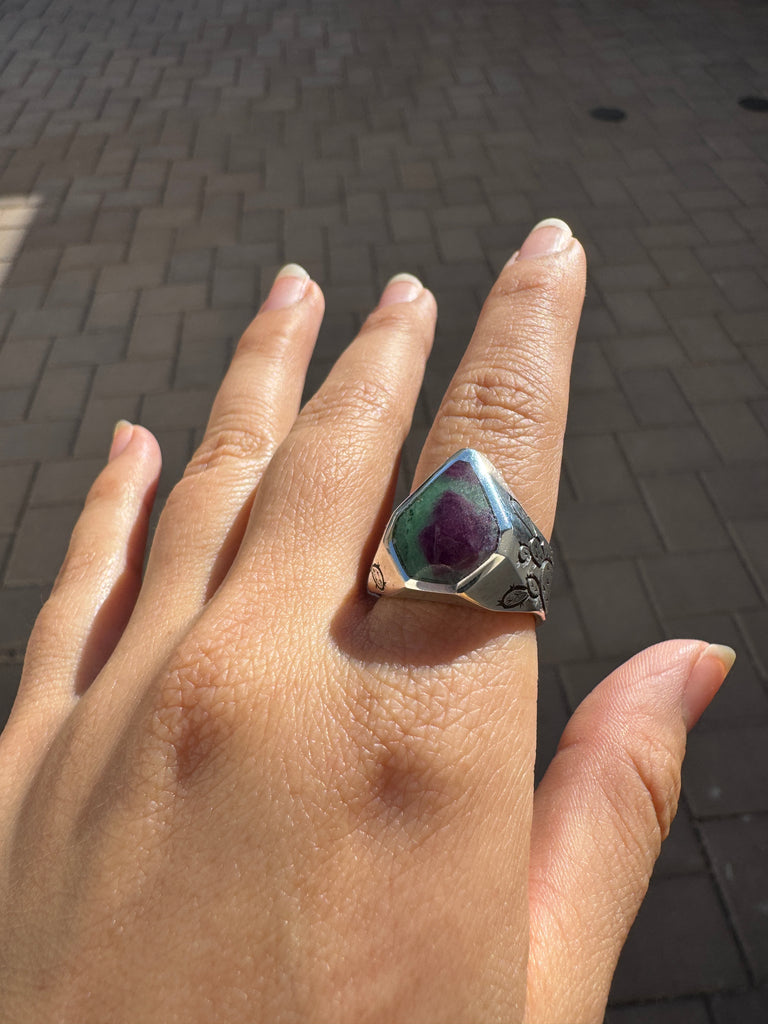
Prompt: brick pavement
<box><xmin>0</xmin><ymin>0</ymin><xmax>767</xmax><ymax>1017</ymax></box>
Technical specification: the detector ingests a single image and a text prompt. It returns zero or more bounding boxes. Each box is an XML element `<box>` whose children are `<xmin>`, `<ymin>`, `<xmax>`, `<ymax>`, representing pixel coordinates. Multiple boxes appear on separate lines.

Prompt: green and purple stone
<box><xmin>391</xmin><ymin>458</ymin><xmax>499</xmax><ymax>586</ymax></box>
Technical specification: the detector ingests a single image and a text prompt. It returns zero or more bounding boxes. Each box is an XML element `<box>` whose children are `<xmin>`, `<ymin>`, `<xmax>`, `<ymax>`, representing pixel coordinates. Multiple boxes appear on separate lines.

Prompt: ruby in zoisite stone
<box><xmin>391</xmin><ymin>457</ymin><xmax>500</xmax><ymax>586</ymax></box>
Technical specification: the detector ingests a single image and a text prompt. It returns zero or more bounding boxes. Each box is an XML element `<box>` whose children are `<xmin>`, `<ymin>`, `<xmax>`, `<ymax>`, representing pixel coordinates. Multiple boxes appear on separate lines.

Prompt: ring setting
<box><xmin>368</xmin><ymin>449</ymin><xmax>553</xmax><ymax>618</ymax></box>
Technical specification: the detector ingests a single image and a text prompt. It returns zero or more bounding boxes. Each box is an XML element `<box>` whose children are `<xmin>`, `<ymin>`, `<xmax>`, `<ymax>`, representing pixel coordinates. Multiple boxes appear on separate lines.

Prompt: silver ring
<box><xmin>368</xmin><ymin>449</ymin><xmax>553</xmax><ymax>619</ymax></box>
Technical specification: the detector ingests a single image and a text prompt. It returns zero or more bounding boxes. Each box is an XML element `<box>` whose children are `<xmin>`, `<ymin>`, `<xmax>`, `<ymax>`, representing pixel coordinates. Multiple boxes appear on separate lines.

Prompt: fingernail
<box><xmin>379</xmin><ymin>272</ymin><xmax>423</xmax><ymax>306</ymax></box>
<box><xmin>262</xmin><ymin>263</ymin><xmax>310</xmax><ymax>310</ymax></box>
<box><xmin>682</xmin><ymin>644</ymin><xmax>736</xmax><ymax>730</ymax></box>
<box><xmin>109</xmin><ymin>419</ymin><xmax>133</xmax><ymax>462</ymax></box>
<box><xmin>516</xmin><ymin>217</ymin><xmax>573</xmax><ymax>261</ymax></box>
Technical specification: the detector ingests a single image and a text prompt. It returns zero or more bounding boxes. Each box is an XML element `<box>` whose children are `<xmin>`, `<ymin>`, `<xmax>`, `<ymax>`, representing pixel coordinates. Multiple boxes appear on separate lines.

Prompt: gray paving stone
<box><xmin>676</xmin><ymin>364</ymin><xmax>766</xmax><ymax>404</ymax></box>
<box><xmin>29</xmin><ymin>458</ymin><xmax>103</xmax><ymax>507</ymax></box>
<box><xmin>556</xmin><ymin>501</ymin><xmax>661</xmax><ymax>560</ymax></box>
<box><xmin>28</xmin><ymin>364</ymin><xmax>91</xmax><ymax>421</ymax></box>
<box><xmin>571</xmin><ymin>559</ymin><xmax>663</xmax><ymax>658</ymax></box>
<box><xmin>564</xmin><ymin>435</ymin><xmax>640</xmax><ymax>503</ymax></box>
<box><xmin>0</xmin><ymin>420</ymin><xmax>76</xmax><ymax>462</ymax></box>
<box><xmin>74</xmin><ymin>396</ymin><xmax>141</xmax><ymax>459</ymax></box>
<box><xmin>620</xmin><ymin>426</ymin><xmax>721</xmax><ymax>475</ymax></box>
<box><xmin>696</xmin><ymin>403</ymin><xmax>768</xmax><ymax>462</ymax></box>
<box><xmin>0</xmin><ymin>587</ymin><xmax>44</xmax><ymax>652</ymax></box>
<box><xmin>0</xmin><ymin>463</ymin><xmax>34</xmax><ymax>533</ymax></box>
<box><xmin>141</xmin><ymin>389</ymin><xmax>216</xmax><ymax>433</ymax></box>
<box><xmin>5</xmin><ymin>504</ymin><xmax>80</xmax><ymax>586</ymax></box>
<box><xmin>49</xmin><ymin>330</ymin><xmax>126</xmax><ymax>367</ymax></box>
<box><xmin>703</xmin><ymin>462</ymin><xmax>768</xmax><ymax>519</ymax></box>
<box><xmin>685</xmin><ymin>725</ymin><xmax>768</xmax><ymax>817</ymax></box>
<box><xmin>710</xmin><ymin>986</ymin><xmax>768</xmax><ymax>1024</ymax></box>
<box><xmin>620</xmin><ymin>368</ymin><xmax>696</xmax><ymax>426</ymax></box>
<box><xmin>642</xmin><ymin>550</ymin><xmax>760</xmax><ymax>618</ymax></box>
<box><xmin>609</xmin><ymin>874</ymin><xmax>747</xmax><ymax>1003</ymax></box>
<box><xmin>85</xmin><ymin>290</ymin><xmax>138</xmax><ymax>332</ymax></box>
<box><xmin>0</xmin><ymin>338</ymin><xmax>49</xmax><ymax>387</ymax></box>
<box><xmin>641</xmin><ymin>474</ymin><xmax>731</xmax><ymax>552</ymax></box>
<box><xmin>606</xmin><ymin>998</ymin><xmax>710</xmax><ymax>1024</ymax></box>
<box><xmin>668</xmin><ymin>315</ymin><xmax>741</xmax><ymax>364</ymax></box>
<box><xmin>0</xmin><ymin>662</ymin><xmax>23</xmax><ymax>733</ymax></box>
<box><xmin>701</xmin><ymin>815</ymin><xmax>768</xmax><ymax>984</ymax></box>
<box><xmin>93</xmin><ymin>359</ymin><xmax>172</xmax><ymax>397</ymax></box>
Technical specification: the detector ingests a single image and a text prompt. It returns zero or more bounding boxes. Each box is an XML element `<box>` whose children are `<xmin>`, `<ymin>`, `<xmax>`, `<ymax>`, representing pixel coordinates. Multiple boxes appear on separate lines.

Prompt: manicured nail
<box><xmin>682</xmin><ymin>644</ymin><xmax>736</xmax><ymax>730</ymax></box>
<box><xmin>262</xmin><ymin>263</ymin><xmax>310</xmax><ymax>310</ymax></box>
<box><xmin>109</xmin><ymin>419</ymin><xmax>133</xmax><ymax>462</ymax></box>
<box><xmin>516</xmin><ymin>217</ymin><xmax>573</xmax><ymax>261</ymax></box>
<box><xmin>379</xmin><ymin>272</ymin><xmax>423</xmax><ymax>306</ymax></box>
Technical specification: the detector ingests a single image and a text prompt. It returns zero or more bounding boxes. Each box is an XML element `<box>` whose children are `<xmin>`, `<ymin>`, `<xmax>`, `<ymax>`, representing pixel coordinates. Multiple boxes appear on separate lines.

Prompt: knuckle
<box><xmin>610</xmin><ymin>726</ymin><xmax>683</xmax><ymax>849</ymax></box>
<box><xmin>301</xmin><ymin>373</ymin><xmax>398</xmax><ymax>432</ymax></box>
<box><xmin>436</xmin><ymin>361</ymin><xmax>560</xmax><ymax>448</ymax></box>
<box><xmin>184</xmin><ymin>421</ymin><xmax>274</xmax><ymax>477</ymax></box>
<box><xmin>144</xmin><ymin>630</ymin><xmax>248</xmax><ymax>788</ymax></box>
<box><xmin>337</xmin><ymin>667</ymin><xmax>477</xmax><ymax>838</ymax></box>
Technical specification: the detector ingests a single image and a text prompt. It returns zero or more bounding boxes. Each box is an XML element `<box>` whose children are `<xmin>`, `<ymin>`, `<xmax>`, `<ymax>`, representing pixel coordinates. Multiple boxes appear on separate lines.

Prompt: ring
<box><xmin>367</xmin><ymin>449</ymin><xmax>553</xmax><ymax>618</ymax></box>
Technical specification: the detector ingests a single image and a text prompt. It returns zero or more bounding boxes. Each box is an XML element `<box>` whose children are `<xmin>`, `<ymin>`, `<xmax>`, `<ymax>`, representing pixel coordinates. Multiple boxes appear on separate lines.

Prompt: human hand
<box><xmin>0</xmin><ymin>218</ymin><xmax>733</xmax><ymax>1023</ymax></box>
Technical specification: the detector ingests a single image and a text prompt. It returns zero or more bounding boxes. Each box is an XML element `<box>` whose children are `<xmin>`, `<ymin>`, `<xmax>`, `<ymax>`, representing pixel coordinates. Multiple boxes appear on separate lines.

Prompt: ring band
<box><xmin>368</xmin><ymin>449</ymin><xmax>553</xmax><ymax>619</ymax></box>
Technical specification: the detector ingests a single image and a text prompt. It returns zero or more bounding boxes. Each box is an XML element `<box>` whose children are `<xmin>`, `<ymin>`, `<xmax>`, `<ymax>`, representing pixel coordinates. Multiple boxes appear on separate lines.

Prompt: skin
<box><xmin>0</xmin><ymin>223</ymin><xmax>732</xmax><ymax>1023</ymax></box>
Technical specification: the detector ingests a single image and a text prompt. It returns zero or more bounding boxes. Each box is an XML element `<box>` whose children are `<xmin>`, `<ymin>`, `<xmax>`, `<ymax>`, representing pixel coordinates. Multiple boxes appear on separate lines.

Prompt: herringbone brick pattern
<box><xmin>0</xmin><ymin>0</ymin><xmax>767</xmax><ymax>1017</ymax></box>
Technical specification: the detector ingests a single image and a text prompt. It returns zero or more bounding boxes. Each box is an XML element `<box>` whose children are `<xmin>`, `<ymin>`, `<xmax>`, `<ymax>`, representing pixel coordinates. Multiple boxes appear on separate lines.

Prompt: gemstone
<box><xmin>391</xmin><ymin>457</ymin><xmax>500</xmax><ymax>586</ymax></box>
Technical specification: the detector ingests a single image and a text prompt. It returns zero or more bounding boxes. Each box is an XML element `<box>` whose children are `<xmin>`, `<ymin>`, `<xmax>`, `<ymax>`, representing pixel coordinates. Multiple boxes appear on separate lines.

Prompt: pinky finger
<box><xmin>10</xmin><ymin>422</ymin><xmax>161</xmax><ymax>728</ymax></box>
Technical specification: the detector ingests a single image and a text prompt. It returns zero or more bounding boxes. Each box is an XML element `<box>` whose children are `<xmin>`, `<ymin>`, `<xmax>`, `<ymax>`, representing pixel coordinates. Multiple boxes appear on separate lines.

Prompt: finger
<box><xmin>8</xmin><ymin>423</ymin><xmax>161</xmax><ymax>734</ymax></box>
<box><xmin>236</xmin><ymin>274</ymin><xmax>437</xmax><ymax>608</ymax></box>
<box><xmin>525</xmin><ymin>640</ymin><xmax>735</xmax><ymax>1024</ymax></box>
<box><xmin>416</xmin><ymin>218</ymin><xmax>585</xmax><ymax>542</ymax></box>
<box><xmin>135</xmin><ymin>264</ymin><xmax>324</xmax><ymax>623</ymax></box>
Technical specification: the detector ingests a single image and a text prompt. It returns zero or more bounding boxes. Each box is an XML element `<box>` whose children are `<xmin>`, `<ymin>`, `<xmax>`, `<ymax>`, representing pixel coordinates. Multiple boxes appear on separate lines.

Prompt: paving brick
<box><xmin>606</xmin><ymin>998</ymin><xmax>710</xmax><ymax>1024</ymax></box>
<box><xmin>136</xmin><ymin>282</ymin><xmax>208</xmax><ymax>317</ymax></box>
<box><xmin>140</xmin><ymin>389</ymin><xmax>216</xmax><ymax>432</ymax></box>
<box><xmin>620</xmin><ymin>426</ymin><xmax>721</xmax><ymax>475</ymax></box>
<box><xmin>651</xmin><ymin>246</ymin><xmax>711</xmax><ymax>287</ymax></box>
<box><xmin>603</xmin><ymin>291</ymin><xmax>668</xmax><ymax>333</ymax></box>
<box><xmin>620</xmin><ymin>368</ymin><xmax>696</xmax><ymax>426</ymax></box>
<box><xmin>730</xmin><ymin>520</ymin><xmax>768</xmax><ymax>602</ymax></box>
<box><xmin>0</xmin><ymin>661</ymin><xmax>23</xmax><ymax>732</ymax></box>
<box><xmin>42</xmin><ymin>266</ymin><xmax>97</xmax><ymax>310</ymax></box>
<box><xmin>556</xmin><ymin>501</ymin><xmax>660</xmax><ymax>560</ymax></box>
<box><xmin>667</xmin><ymin>315</ymin><xmax>741</xmax><ymax>363</ymax></box>
<box><xmin>536</xmin><ymin>590</ymin><xmax>591</xmax><ymax>664</ymax></box>
<box><xmin>564</xmin><ymin>434</ymin><xmax>640</xmax><ymax>503</ymax></box>
<box><xmin>85</xmin><ymin>290</ymin><xmax>138</xmax><ymax>332</ymax></box>
<box><xmin>127</xmin><ymin>313</ymin><xmax>180</xmax><ymax>361</ymax></box>
<box><xmin>152</xmin><ymin>428</ymin><xmax>194</xmax><ymax>498</ymax></box>
<box><xmin>6</xmin><ymin>504</ymin><xmax>81</xmax><ymax>585</ymax></box>
<box><xmin>0</xmin><ymin>337</ymin><xmax>49</xmax><ymax>387</ymax></box>
<box><xmin>29</xmin><ymin>458</ymin><xmax>102</xmax><ymax>506</ymax></box>
<box><xmin>642</xmin><ymin>549</ymin><xmax>760</xmax><ymax>618</ymax></box>
<box><xmin>609</xmin><ymin>874</ymin><xmax>747</xmax><ymax>1003</ymax></box>
<box><xmin>49</xmin><ymin>330</ymin><xmax>126</xmax><ymax>367</ymax></box>
<box><xmin>0</xmin><ymin>587</ymin><xmax>43</xmax><ymax>652</ymax></box>
<box><xmin>703</xmin><ymin>463</ymin><xmax>768</xmax><ymax>519</ymax></box>
<box><xmin>97</xmin><ymin>261</ymin><xmax>166</xmax><ymax>293</ymax></box>
<box><xmin>641</xmin><ymin>474</ymin><xmax>731</xmax><ymax>552</ymax></box>
<box><xmin>685</xmin><ymin>725</ymin><xmax>768</xmax><ymax>817</ymax></box>
<box><xmin>93</xmin><ymin>359</ymin><xmax>172</xmax><ymax>397</ymax></box>
<box><xmin>696</xmin><ymin>403</ymin><xmax>768</xmax><ymax>462</ymax></box>
<box><xmin>571</xmin><ymin>559</ymin><xmax>663</xmax><ymax>658</ymax></box>
<box><xmin>8</xmin><ymin>306</ymin><xmax>83</xmax><ymax>340</ymax></box>
<box><xmin>29</xmin><ymin>364</ymin><xmax>91</xmax><ymax>420</ymax></box>
<box><xmin>710</xmin><ymin>987</ymin><xmax>768</xmax><ymax>1024</ymax></box>
<box><xmin>0</xmin><ymin>420</ymin><xmax>76</xmax><ymax>462</ymax></box>
<box><xmin>701</xmin><ymin>815</ymin><xmax>768</xmax><ymax>984</ymax></box>
<box><xmin>676</xmin><ymin>364</ymin><xmax>765</xmax><ymax>405</ymax></box>
<box><xmin>566</xmin><ymin>389</ymin><xmax>638</xmax><ymax>434</ymax></box>
<box><xmin>74</xmin><ymin>396</ymin><xmax>141</xmax><ymax>458</ymax></box>
<box><xmin>0</xmin><ymin>463</ymin><xmax>34</xmax><ymax>532</ymax></box>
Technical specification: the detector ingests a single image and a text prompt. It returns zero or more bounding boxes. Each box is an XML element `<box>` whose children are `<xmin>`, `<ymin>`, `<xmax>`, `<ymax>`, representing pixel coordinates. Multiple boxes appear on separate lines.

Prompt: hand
<box><xmin>0</xmin><ymin>219</ymin><xmax>733</xmax><ymax>1023</ymax></box>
